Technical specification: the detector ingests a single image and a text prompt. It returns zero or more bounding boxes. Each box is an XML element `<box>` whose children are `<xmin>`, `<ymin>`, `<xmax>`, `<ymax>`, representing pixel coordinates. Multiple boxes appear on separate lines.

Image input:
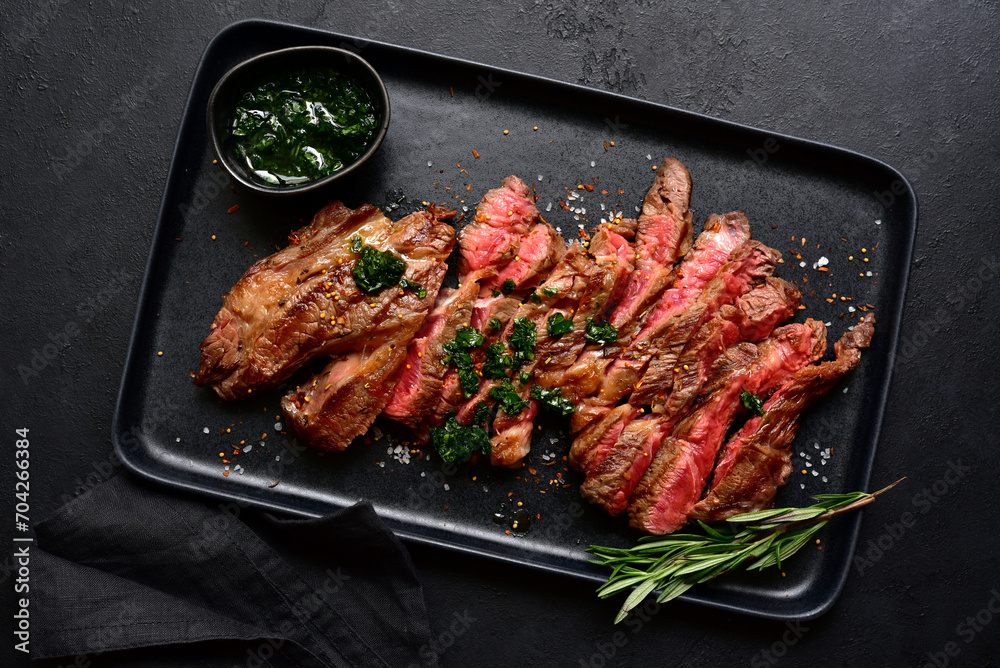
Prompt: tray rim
<box><xmin>112</xmin><ymin>18</ymin><xmax>919</xmax><ymax>622</ymax></box>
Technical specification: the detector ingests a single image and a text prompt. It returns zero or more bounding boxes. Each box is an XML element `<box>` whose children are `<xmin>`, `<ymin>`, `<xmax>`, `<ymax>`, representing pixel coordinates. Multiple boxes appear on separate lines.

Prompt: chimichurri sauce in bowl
<box><xmin>230</xmin><ymin>67</ymin><xmax>379</xmax><ymax>187</ymax></box>
<box><xmin>207</xmin><ymin>46</ymin><xmax>390</xmax><ymax>197</ymax></box>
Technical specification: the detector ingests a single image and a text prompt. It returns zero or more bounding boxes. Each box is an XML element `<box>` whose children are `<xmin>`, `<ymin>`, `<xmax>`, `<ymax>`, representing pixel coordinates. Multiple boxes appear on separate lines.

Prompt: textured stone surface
<box><xmin>1</xmin><ymin>1</ymin><xmax>998</xmax><ymax>666</ymax></box>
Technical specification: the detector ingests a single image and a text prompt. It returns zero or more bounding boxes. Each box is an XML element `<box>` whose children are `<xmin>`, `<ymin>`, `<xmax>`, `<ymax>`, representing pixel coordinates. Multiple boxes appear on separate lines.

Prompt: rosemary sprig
<box><xmin>587</xmin><ymin>479</ymin><xmax>904</xmax><ymax>623</ymax></box>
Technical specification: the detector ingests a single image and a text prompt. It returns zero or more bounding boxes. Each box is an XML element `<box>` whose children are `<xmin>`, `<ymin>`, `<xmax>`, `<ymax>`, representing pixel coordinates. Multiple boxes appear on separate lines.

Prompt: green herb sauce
<box><xmin>230</xmin><ymin>67</ymin><xmax>378</xmax><ymax>186</ymax></box>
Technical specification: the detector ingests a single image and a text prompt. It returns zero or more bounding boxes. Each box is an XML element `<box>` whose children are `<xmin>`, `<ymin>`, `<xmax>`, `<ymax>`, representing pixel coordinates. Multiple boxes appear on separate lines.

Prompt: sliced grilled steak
<box><xmin>630</xmin><ymin>212</ymin><xmax>752</xmax><ymax>343</ymax></box>
<box><xmin>569</xmin><ymin>404</ymin><xmax>642</xmax><ymax>475</ymax></box>
<box><xmin>568</xmin><ymin>214</ymin><xmax>754</xmax><ymax>415</ymax></box>
<box><xmin>608</xmin><ymin>157</ymin><xmax>694</xmax><ymax>330</ymax></box>
<box><xmin>481</xmin><ymin>221</ymin><xmax>566</xmax><ymax>296</ymax></box>
<box><xmin>554</xmin><ymin>160</ymin><xmax>693</xmax><ymax>406</ymax></box>
<box><xmin>689</xmin><ymin>315</ymin><xmax>875</xmax><ymax>522</ymax></box>
<box><xmin>280</xmin><ymin>341</ymin><xmax>407</xmax><ymax>451</ymax></box>
<box><xmin>535</xmin><ymin>222</ymin><xmax>636</xmax><ymax>385</ymax></box>
<box><xmin>623</xmin><ymin>240</ymin><xmax>780</xmax><ymax>408</ymax></box>
<box><xmin>488</xmin><ymin>226</ymin><xmax>639</xmax><ymax>467</ymax></box>
<box><xmin>577</xmin><ymin>278</ymin><xmax>801</xmax><ymax>513</ymax></box>
<box><xmin>458</xmin><ymin>244</ymin><xmax>595</xmax><ymax>466</ymax></box>
<box><xmin>580</xmin><ymin>415</ymin><xmax>673</xmax><ymax>515</ymax></box>
<box><xmin>383</xmin><ymin>267</ymin><xmax>496</xmax><ymax>428</ymax></box>
<box><xmin>195</xmin><ymin>202</ymin><xmax>455</xmax><ymax>400</ymax></box>
<box><xmin>428</xmin><ymin>294</ymin><xmax>520</xmax><ymax>431</ymax></box>
<box><xmin>575</xmin><ymin>238</ymin><xmax>778</xmax><ymax>429</ymax></box>
<box><xmin>456</xmin><ymin>175</ymin><xmax>536</xmax><ymax>278</ymax></box>
<box><xmin>627</xmin><ymin>320</ymin><xmax>827</xmax><ymax>534</ymax></box>
<box><xmin>655</xmin><ymin>277</ymin><xmax>801</xmax><ymax>415</ymax></box>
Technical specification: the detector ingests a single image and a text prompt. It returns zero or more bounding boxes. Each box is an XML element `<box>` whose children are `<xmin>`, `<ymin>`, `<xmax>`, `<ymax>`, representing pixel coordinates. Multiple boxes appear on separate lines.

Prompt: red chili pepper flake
<box><xmin>268</xmin><ymin>480</ymin><xmax>280</xmax><ymax>488</ymax></box>
<box><xmin>228</xmin><ymin>204</ymin><xmax>240</xmax><ymax>214</ymax></box>
<box><xmin>472</xmin><ymin>149</ymin><xmax>480</xmax><ymax>159</ymax></box>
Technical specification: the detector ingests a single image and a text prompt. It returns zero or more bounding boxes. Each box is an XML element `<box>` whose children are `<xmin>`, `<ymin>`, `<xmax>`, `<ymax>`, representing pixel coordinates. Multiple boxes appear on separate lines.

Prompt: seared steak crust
<box><xmin>195</xmin><ymin>203</ymin><xmax>455</xmax><ymax>400</ymax></box>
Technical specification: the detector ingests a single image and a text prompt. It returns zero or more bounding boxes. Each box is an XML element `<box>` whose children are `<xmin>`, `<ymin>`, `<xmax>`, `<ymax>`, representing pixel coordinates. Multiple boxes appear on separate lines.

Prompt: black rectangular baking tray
<box><xmin>113</xmin><ymin>19</ymin><xmax>917</xmax><ymax>621</ymax></box>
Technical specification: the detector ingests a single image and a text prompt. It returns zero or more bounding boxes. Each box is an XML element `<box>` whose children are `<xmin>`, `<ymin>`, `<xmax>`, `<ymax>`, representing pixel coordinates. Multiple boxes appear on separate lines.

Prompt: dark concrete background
<box><xmin>2</xmin><ymin>1</ymin><xmax>999</xmax><ymax>666</ymax></box>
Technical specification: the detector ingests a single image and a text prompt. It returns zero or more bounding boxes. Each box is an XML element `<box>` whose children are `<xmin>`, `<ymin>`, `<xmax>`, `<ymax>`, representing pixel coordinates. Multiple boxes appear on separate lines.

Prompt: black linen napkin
<box><xmin>32</xmin><ymin>472</ymin><xmax>435</xmax><ymax>667</ymax></box>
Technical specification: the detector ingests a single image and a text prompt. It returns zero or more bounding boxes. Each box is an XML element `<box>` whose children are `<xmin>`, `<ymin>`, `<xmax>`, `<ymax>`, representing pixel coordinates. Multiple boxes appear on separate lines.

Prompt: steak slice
<box><xmin>382</xmin><ymin>267</ymin><xmax>496</xmax><ymax>428</ymax></box>
<box><xmin>195</xmin><ymin>202</ymin><xmax>455</xmax><ymax>400</ymax></box>
<box><xmin>629</xmin><ymin>212</ymin><xmax>752</xmax><ymax>344</ymax></box>
<box><xmin>627</xmin><ymin>320</ymin><xmax>827</xmax><ymax>534</ymax></box>
<box><xmin>689</xmin><ymin>314</ymin><xmax>875</xmax><ymax>522</ymax></box>
<box><xmin>554</xmin><ymin>159</ymin><xmax>694</xmax><ymax>405</ymax></box>
<box><xmin>281</xmin><ymin>342</ymin><xmax>405</xmax><ymax>452</ymax></box>
<box><xmin>654</xmin><ymin>277</ymin><xmax>801</xmax><ymax>415</ymax></box>
<box><xmin>608</xmin><ymin>157</ymin><xmax>694</xmax><ymax>330</ymax></box>
<box><xmin>488</xmin><ymin>227</ymin><xmax>638</xmax><ymax>467</ymax></box>
<box><xmin>580</xmin><ymin>415</ymin><xmax>673</xmax><ymax>515</ymax></box>
<box><xmin>458</xmin><ymin>244</ymin><xmax>595</xmax><ymax>466</ymax></box>
<box><xmin>456</xmin><ymin>175</ymin><xmax>536</xmax><ymax>278</ymax></box>
<box><xmin>575</xmin><ymin>238</ymin><xmax>778</xmax><ymax>430</ymax></box>
<box><xmin>621</xmin><ymin>240</ymin><xmax>780</xmax><ymax>408</ymax></box>
<box><xmin>534</xmin><ymin>222</ymin><xmax>636</xmax><ymax>385</ymax></box>
<box><xmin>426</xmin><ymin>294</ymin><xmax>520</xmax><ymax>436</ymax></box>
<box><xmin>577</xmin><ymin>279</ymin><xmax>801</xmax><ymax>513</ymax></box>
<box><xmin>480</xmin><ymin>221</ymin><xmax>566</xmax><ymax>296</ymax></box>
<box><xmin>569</xmin><ymin>404</ymin><xmax>642</xmax><ymax>476</ymax></box>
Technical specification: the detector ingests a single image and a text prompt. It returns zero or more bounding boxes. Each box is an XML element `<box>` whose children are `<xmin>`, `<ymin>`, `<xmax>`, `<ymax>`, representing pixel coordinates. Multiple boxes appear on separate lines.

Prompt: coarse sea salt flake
<box><xmin>546</xmin><ymin>202</ymin><xmax>553</xmax><ymax>211</ymax></box>
<box><xmin>427</xmin><ymin>161</ymin><xmax>432</xmax><ymax>167</ymax></box>
<box><xmin>203</xmin><ymin>427</ymin><xmax>210</xmax><ymax>434</ymax></box>
<box><xmin>274</xmin><ymin>422</ymin><xmax>283</xmax><ymax>431</ymax></box>
<box><xmin>800</xmin><ymin>261</ymin><xmax>807</xmax><ymax>268</ymax></box>
<box><xmin>590</xmin><ymin>160</ymin><xmax>596</xmax><ymax>167</ymax></box>
<box><xmin>875</xmin><ymin>219</ymin><xmax>882</xmax><ymax>225</ymax></box>
<box><xmin>443</xmin><ymin>484</ymin><xmax>450</xmax><ymax>491</ymax></box>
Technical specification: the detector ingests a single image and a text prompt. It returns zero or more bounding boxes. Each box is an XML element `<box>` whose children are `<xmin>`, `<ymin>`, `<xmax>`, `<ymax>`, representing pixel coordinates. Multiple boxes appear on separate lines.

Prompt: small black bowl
<box><xmin>206</xmin><ymin>46</ymin><xmax>390</xmax><ymax>198</ymax></box>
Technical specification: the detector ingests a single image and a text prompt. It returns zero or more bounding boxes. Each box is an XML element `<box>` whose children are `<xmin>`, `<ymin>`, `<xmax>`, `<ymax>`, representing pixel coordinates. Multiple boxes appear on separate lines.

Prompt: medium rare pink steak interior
<box><xmin>193</xmin><ymin>159</ymin><xmax>875</xmax><ymax>536</ymax></box>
